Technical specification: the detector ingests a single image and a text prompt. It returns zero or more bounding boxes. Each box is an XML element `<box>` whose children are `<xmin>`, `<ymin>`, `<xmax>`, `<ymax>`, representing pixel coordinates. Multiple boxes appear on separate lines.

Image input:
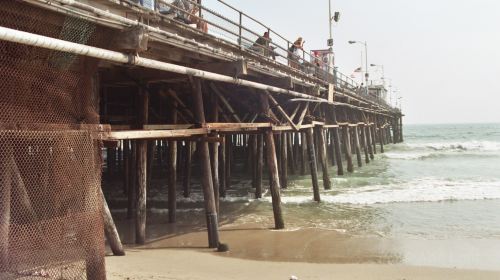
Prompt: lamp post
<box><xmin>370</xmin><ymin>63</ymin><xmax>385</xmax><ymax>85</ymax></box>
<box><xmin>349</xmin><ymin>40</ymin><xmax>368</xmax><ymax>95</ymax></box>
<box><xmin>328</xmin><ymin>0</ymin><xmax>339</xmax><ymax>76</ymax></box>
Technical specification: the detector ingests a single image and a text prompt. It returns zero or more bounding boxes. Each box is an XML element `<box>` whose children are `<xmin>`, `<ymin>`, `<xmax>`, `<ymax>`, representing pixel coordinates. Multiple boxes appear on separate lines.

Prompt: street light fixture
<box><xmin>348</xmin><ymin>40</ymin><xmax>368</xmax><ymax>94</ymax></box>
<box><xmin>370</xmin><ymin>63</ymin><xmax>385</xmax><ymax>85</ymax></box>
<box><xmin>328</xmin><ymin>1</ymin><xmax>340</xmax><ymax>75</ymax></box>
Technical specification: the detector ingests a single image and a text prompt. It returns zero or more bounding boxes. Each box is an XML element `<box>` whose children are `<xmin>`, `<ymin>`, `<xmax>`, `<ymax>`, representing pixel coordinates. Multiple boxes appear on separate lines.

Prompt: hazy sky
<box><xmin>207</xmin><ymin>0</ymin><xmax>500</xmax><ymax>124</ymax></box>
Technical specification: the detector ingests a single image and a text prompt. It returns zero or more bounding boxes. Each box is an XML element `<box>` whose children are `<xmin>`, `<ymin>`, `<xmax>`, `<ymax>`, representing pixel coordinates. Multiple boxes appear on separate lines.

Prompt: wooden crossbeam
<box><xmin>267</xmin><ymin>93</ymin><xmax>299</xmax><ymax>131</ymax></box>
<box><xmin>209</xmin><ymin>83</ymin><xmax>243</xmax><ymax>123</ymax></box>
<box><xmin>105</xmin><ymin>128</ymin><xmax>208</xmax><ymax>140</ymax></box>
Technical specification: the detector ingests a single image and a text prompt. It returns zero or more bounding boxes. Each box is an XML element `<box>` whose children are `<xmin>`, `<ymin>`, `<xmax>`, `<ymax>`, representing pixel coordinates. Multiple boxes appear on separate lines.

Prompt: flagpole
<box><xmin>360</xmin><ymin>51</ymin><xmax>364</xmax><ymax>84</ymax></box>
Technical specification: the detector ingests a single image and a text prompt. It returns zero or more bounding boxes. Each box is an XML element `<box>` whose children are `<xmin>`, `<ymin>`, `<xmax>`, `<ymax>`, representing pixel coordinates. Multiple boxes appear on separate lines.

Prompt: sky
<box><xmin>206</xmin><ymin>0</ymin><xmax>500</xmax><ymax>124</ymax></box>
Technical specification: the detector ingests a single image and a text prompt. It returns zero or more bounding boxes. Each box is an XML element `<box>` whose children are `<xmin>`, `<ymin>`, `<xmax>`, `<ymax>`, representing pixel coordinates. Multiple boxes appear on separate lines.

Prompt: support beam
<box><xmin>264</xmin><ymin>129</ymin><xmax>285</xmax><ymax>229</ymax></box>
<box><xmin>210</xmin><ymin>83</ymin><xmax>242</xmax><ymax>123</ymax></box>
<box><xmin>316</xmin><ymin>127</ymin><xmax>332</xmax><ymax>190</ymax></box>
<box><xmin>210</xmin><ymin>93</ymin><xmax>220</xmax><ymax>213</ymax></box>
<box><xmin>182</xmin><ymin>142</ymin><xmax>193</xmax><ymax>198</ymax></box>
<box><xmin>191</xmin><ymin>78</ymin><xmax>220</xmax><ymax>248</ymax></box>
<box><xmin>255</xmin><ymin>134</ymin><xmax>263</xmax><ymax>199</ymax></box>
<box><xmin>342</xmin><ymin>125</ymin><xmax>354</xmax><ymax>173</ymax></box>
<box><xmin>0</xmin><ymin>153</ymin><xmax>11</xmax><ymax>268</ymax></box>
<box><xmin>268</xmin><ymin>94</ymin><xmax>299</xmax><ymax>131</ymax></box>
<box><xmin>331</xmin><ymin>107</ymin><xmax>344</xmax><ymax>176</ymax></box>
<box><xmin>305</xmin><ymin>128</ymin><xmax>321</xmax><ymax>202</ymax></box>
<box><xmin>127</xmin><ymin>141</ymin><xmax>136</xmax><ymax>219</ymax></box>
<box><xmin>260</xmin><ymin>94</ymin><xmax>285</xmax><ymax>229</ymax></box>
<box><xmin>135</xmin><ymin>139</ymin><xmax>147</xmax><ymax>244</ymax></box>
<box><xmin>168</xmin><ymin>143</ymin><xmax>177</xmax><ymax>222</ymax></box>
<box><xmin>361</xmin><ymin>125</ymin><xmax>370</xmax><ymax>164</ymax></box>
<box><xmin>135</xmin><ymin>88</ymin><xmax>148</xmax><ymax>245</ymax></box>
<box><xmin>300</xmin><ymin>132</ymin><xmax>308</xmax><ymax>175</ymax></box>
<box><xmin>287</xmin><ymin>132</ymin><xmax>296</xmax><ymax>175</ymax></box>
<box><xmin>280</xmin><ymin>133</ymin><xmax>288</xmax><ymax>189</ymax></box>
<box><xmin>353</xmin><ymin>126</ymin><xmax>363</xmax><ymax>167</ymax></box>
<box><xmin>101</xmin><ymin>189</ymin><xmax>125</xmax><ymax>256</ymax></box>
<box><xmin>366</xmin><ymin>125</ymin><xmax>374</xmax><ymax>160</ymax></box>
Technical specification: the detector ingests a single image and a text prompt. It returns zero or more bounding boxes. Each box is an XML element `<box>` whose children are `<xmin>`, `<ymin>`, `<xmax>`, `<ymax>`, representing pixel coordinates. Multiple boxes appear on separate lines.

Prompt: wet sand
<box><xmin>106</xmin><ymin>248</ymin><xmax>500</xmax><ymax>280</ymax></box>
<box><xmin>106</xmin><ymin>223</ymin><xmax>500</xmax><ymax>279</ymax></box>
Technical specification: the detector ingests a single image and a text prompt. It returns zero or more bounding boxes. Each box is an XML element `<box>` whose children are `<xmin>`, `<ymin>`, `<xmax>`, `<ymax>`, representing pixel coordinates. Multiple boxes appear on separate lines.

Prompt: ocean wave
<box><xmin>406</xmin><ymin>141</ymin><xmax>500</xmax><ymax>152</ymax></box>
<box><xmin>384</xmin><ymin>152</ymin><xmax>433</xmax><ymax>160</ymax></box>
<box><xmin>270</xmin><ymin>179</ymin><xmax>500</xmax><ymax>205</ymax></box>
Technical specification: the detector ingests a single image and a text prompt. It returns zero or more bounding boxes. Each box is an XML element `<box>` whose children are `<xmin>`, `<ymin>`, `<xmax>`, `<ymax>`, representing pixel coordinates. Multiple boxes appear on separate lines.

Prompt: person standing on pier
<box><xmin>288</xmin><ymin>37</ymin><xmax>304</xmax><ymax>69</ymax></box>
<box><xmin>251</xmin><ymin>32</ymin><xmax>275</xmax><ymax>59</ymax></box>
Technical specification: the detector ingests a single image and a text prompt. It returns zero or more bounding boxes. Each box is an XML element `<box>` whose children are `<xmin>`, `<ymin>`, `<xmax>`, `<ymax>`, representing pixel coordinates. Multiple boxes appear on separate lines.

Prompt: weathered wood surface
<box><xmin>191</xmin><ymin>78</ymin><xmax>220</xmax><ymax>248</ymax></box>
<box><xmin>305</xmin><ymin>128</ymin><xmax>321</xmax><ymax>202</ymax></box>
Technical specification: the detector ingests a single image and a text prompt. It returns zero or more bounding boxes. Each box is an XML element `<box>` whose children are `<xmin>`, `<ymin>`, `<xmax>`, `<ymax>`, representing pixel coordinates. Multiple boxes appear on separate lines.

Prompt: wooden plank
<box><xmin>206</xmin><ymin>123</ymin><xmax>271</xmax><ymax>129</ymax></box>
<box><xmin>106</xmin><ymin>128</ymin><xmax>208</xmax><ymax>140</ymax></box>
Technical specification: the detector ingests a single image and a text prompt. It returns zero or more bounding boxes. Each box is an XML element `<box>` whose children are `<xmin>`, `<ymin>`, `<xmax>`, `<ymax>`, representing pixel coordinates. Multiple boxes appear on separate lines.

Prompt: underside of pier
<box><xmin>0</xmin><ymin>0</ymin><xmax>403</xmax><ymax>278</ymax></box>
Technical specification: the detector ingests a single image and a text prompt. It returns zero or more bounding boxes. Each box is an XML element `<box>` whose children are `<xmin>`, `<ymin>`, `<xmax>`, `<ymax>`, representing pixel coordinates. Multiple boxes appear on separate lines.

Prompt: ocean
<box><xmin>217</xmin><ymin>123</ymin><xmax>500</xmax><ymax>269</ymax></box>
<box><xmin>113</xmin><ymin>123</ymin><xmax>500</xmax><ymax>270</ymax></box>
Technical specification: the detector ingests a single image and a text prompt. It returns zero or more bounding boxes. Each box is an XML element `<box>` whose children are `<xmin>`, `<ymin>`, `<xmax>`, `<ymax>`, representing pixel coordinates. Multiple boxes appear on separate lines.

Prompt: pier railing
<box><xmin>148</xmin><ymin>0</ymin><xmax>390</xmax><ymax>108</ymax></box>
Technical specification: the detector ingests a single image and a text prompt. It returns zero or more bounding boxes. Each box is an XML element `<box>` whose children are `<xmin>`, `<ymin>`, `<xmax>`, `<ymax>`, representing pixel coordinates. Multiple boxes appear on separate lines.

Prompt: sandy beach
<box><xmin>106</xmin><ymin>248</ymin><xmax>500</xmax><ymax>280</ymax></box>
<box><xmin>106</xmin><ymin>223</ymin><xmax>500</xmax><ymax>279</ymax></box>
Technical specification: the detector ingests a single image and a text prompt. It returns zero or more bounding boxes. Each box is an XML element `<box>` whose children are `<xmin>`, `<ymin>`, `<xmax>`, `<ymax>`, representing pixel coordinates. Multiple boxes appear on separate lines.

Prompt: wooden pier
<box><xmin>0</xmin><ymin>0</ymin><xmax>403</xmax><ymax>277</ymax></box>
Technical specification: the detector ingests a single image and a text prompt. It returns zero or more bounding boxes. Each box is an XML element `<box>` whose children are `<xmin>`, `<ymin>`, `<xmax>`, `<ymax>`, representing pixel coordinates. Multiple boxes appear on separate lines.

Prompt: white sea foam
<box><xmin>384</xmin><ymin>152</ymin><xmax>433</xmax><ymax>160</ymax></box>
<box><xmin>407</xmin><ymin>141</ymin><xmax>500</xmax><ymax>152</ymax></box>
<box><xmin>268</xmin><ymin>178</ymin><xmax>500</xmax><ymax>205</ymax></box>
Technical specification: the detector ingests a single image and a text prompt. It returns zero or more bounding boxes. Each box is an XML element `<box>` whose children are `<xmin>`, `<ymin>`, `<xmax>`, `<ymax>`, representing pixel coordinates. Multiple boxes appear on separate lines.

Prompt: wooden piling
<box><xmin>123</xmin><ymin>140</ymin><xmax>130</xmax><ymax>196</ymax></box>
<box><xmin>264</xmin><ymin>129</ymin><xmax>285</xmax><ymax>229</ymax></box>
<box><xmin>280</xmin><ymin>133</ymin><xmax>288</xmax><ymax>189</ymax></box>
<box><xmin>366</xmin><ymin>125</ymin><xmax>375</xmax><ymax>160</ymax></box>
<box><xmin>0</xmin><ymin>154</ymin><xmax>11</xmax><ymax>268</ymax></box>
<box><xmin>100</xmin><ymin>189</ymin><xmax>125</xmax><ymax>256</ymax></box>
<box><xmin>305</xmin><ymin>128</ymin><xmax>321</xmax><ymax>202</ymax></box>
<box><xmin>342</xmin><ymin>125</ymin><xmax>354</xmax><ymax>173</ymax></box>
<box><xmin>135</xmin><ymin>88</ymin><xmax>148</xmax><ymax>245</ymax></box>
<box><xmin>127</xmin><ymin>141</ymin><xmax>136</xmax><ymax>219</ymax></box>
<box><xmin>331</xmin><ymin>107</ymin><xmax>344</xmax><ymax>175</ymax></box>
<box><xmin>371</xmin><ymin>125</ymin><xmax>378</xmax><ymax>155</ymax></box>
<box><xmin>399</xmin><ymin>117</ymin><xmax>404</xmax><ymax>142</ymax></box>
<box><xmin>224</xmin><ymin>135</ymin><xmax>231</xmax><ymax>192</ymax></box>
<box><xmin>353</xmin><ymin>125</ymin><xmax>363</xmax><ymax>167</ymax></box>
<box><xmin>191</xmin><ymin>78</ymin><xmax>220</xmax><ymax>248</ymax></box>
<box><xmin>300</xmin><ymin>132</ymin><xmax>308</xmax><ymax>175</ymax></box>
<box><xmin>361</xmin><ymin>124</ymin><xmax>370</xmax><ymax>164</ymax></box>
<box><xmin>210</xmin><ymin>95</ymin><xmax>220</xmax><ymax>213</ymax></box>
<box><xmin>167</xmin><ymin>101</ymin><xmax>178</xmax><ymax>223</ymax></box>
<box><xmin>293</xmin><ymin>132</ymin><xmax>301</xmax><ymax>171</ymax></box>
<box><xmin>287</xmin><ymin>133</ymin><xmax>296</xmax><ymax>175</ymax></box>
<box><xmin>328</xmin><ymin>129</ymin><xmax>336</xmax><ymax>166</ymax></box>
<box><xmin>147</xmin><ymin>140</ymin><xmax>154</xmax><ymax>187</ymax></box>
<box><xmin>135</xmin><ymin>139</ymin><xmax>147</xmax><ymax>244</ymax></box>
<box><xmin>260</xmin><ymin>93</ymin><xmax>285</xmax><ymax>229</ymax></box>
<box><xmin>220</xmin><ymin>138</ymin><xmax>227</xmax><ymax>198</ymax></box>
<box><xmin>182</xmin><ymin>142</ymin><xmax>193</xmax><ymax>198</ymax></box>
<box><xmin>255</xmin><ymin>134</ymin><xmax>263</xmax><ymax>198</ymax></box>
<box><xmin>316</xmin><ymin>126</ymin><xmax>332</xmax><ymax>190</ymax></box>
<box><xmin>379</xmin><ymin>125</ymin><xmax>385</xmax><ymax>153</ymax></box>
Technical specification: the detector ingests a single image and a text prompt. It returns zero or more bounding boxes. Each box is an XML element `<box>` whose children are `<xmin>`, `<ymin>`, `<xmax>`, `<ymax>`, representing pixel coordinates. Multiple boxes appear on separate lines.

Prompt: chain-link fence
<box><xmin>0</xmin><ymin>1</ymin><xmax>111</xmax><ymax>279</ymax></box>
